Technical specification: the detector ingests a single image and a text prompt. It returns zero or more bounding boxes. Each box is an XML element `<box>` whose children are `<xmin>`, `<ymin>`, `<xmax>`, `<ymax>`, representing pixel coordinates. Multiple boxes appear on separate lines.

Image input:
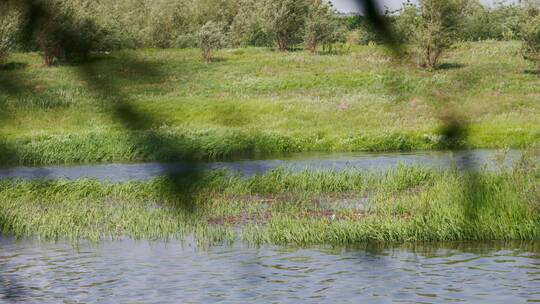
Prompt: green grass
<box><xmin>1</xmin><ymin>155</ymin><xmax>538</xmax><ymax>245</ymax></box>
<box><xmin>0</xmin><ymin>41</ymin><xmax>538</xmax><ymax>166</ymax></box>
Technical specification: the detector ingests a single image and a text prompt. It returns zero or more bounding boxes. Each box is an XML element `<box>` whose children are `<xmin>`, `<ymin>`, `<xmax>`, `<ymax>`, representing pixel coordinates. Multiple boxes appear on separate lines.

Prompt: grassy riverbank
<box><xmin>0</xmin><ymin>41</ymin><xmax>539</xmax><ymax>166</ymax></box>
<box><xmin>1</xmin><ymin>156</ymin><xmax>538</xmax><ymax>244</ymax></box>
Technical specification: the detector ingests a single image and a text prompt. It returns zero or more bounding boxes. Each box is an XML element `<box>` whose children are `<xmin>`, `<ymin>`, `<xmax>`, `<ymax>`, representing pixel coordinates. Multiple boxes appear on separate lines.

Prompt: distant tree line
<box><xmin>0</xmin><ymin>0</ymin><xmax>538</xmax><ymax>69</ymax></box>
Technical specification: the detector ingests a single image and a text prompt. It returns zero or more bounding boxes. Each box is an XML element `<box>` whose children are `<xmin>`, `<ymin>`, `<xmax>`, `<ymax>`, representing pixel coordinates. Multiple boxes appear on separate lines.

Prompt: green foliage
<box><xmin>521</xmin><ymin>5</ymin><xmax>540</xmax><ymax>71</ymax></box>
<box><xmin>230</xmin><ymin>0</ymin><xmax>273</xmax><ymax>47</ymax></box>
<box><xmin>522</xmin><ymin>16</ymin><xmax>540</xmax><ymax>70</ymax></box>
<box><xmin>342</xmin><ymin>15</ymin><xmax>364</xmax><ymax>31</ymax></box>
<box><xmin>262</xmin><ymin>0</ymin><xmax>309</xmax><ymax>51</ymax></box>
<box><xmin>393</xmin><ymin>0</ymin><xmax>528</xmax><ymax>43</ymax></box>
<box><xmin>460</xmin><ymin>1</ymin><xmax>525</xmax><ymax>41</ymax></box>
<box><xmin>198</xmin><ymin>21</ymin><xmax>227</xmax><ymax>62</ymax></box>
<box><xmin>2</xmin><ymin>0</ymin><xmax>534</xmax><ymax>54</ymax></box>
<box><xmin>414</xmin><ymin>0</ymin><xmax>465</xmax><ymax>68</ymax></box>
<box><xmin>0</xmin><ymin>22</ymin><xmax>13</xmax><ymax>65</ymax></box>
<box><xmin>392</xmin><ymin>1</ymin><xmax>421</xmax><ymax>43</ymax></box>
<box><xmin>38</xmin><ymin>9</ymin><xmax>103</xmax><ymax>64</ymax></box>
<box><xmin>304</xmin><ymin>0</ymin><xmax>346</xmax><ymax>53</ymax></box>
<box><xmin>0</xmin><ymin>2</ymin><xmax>23</xmax><ymax>65</ymax></box>
<box><xmin>14</xmin><ymin>0</ymin><xmax>114</xmax><ymax>66</ymax></box>
<box><xmin>347</xmin><ymin>29</ymin><xmax>367</xmax><ymax>46</ymax></box>
<box><xmin>144</xmin><ymin>0</ymin><xmax>195</xmax><ymax>48</ymax></box>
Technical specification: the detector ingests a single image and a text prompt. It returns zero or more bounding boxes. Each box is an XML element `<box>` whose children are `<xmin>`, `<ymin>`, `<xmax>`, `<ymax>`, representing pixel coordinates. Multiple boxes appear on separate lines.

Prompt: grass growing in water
<box><xmin>0</xmin><ymin>41</ymin><xmax>539</xmax><ymax>166</ymax></box>
<box><xmin>0</xmin><ymin>156</ymin><xmax>538</xmax><ymax>245</ymax></box>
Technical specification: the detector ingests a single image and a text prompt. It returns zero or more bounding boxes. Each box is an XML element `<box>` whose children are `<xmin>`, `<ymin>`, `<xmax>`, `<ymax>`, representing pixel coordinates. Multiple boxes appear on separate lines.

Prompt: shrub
<box><xmin>304</xmin><ymin>0</ymin><xmax>345</xmax><ymax>53</ymax></box>
<box><xmin>0</xmin><ymin>3</ymin><xmax>22</xmax><ymax>65</ymax></box>
<box><xmin>0</xmin><ymin>26</ymin><xmax>13</xmax><ymax>66</ymax></box>
<box><xmin>522</xmin><ymin>14</ymin><xmax>540</xmax><ymax>72</ymax></box>
<box><xmin>174</xmin><ymin>34</ymin><xmax>198</xmax><ymax>49</ymax></box>
<box><xmin>24</xmin><ymin>1</ymin><xmax>111</xmax><ymax>66</ymax></box>
<box><xmin>230</xmin><ymin>0</ymin><xmax>273</xmax><ymax>47</ymax></box>
<box><xmin>145</xmin><ymin>1</ymin><xmax>195</xmax><ymax>48</ymax></box>
<box><xmin>414</xmin><ymin>0</ymin><xmax>465</xmax><ymax>68</ymax></box>
<box><xmin>393</xmin><ymin>1</ymin><xmax>421</xmax><ymax>43</ymax></box>
<box><xmin>198</xmin><ymin>21</ymin><xmax>227</xmax><ymax>62</ymax></box>
<box><xmin>394</xmin><ymin>0</ymin><xmax>526</xmax><ymax>43</ymax></box>
<box><xmin>262</xmin><ymin>0</ymin><xmax>309</xmax><ymax>51</ymax></box>
<box><xmin>460</xmin><ymin>1</ymin><xmax>525</xmax><ymax>41</ymax></box>
<box><xmin>346</xmin><ymin>30</ymin><xmax>361</xmax><ymax>46</ymax></box>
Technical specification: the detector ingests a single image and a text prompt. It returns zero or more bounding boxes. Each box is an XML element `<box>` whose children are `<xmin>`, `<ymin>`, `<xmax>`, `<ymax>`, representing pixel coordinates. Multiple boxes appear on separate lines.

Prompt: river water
<box><xmin>0</xmin><ymin>149</ymin><xmax>521</xmax><ymax>181</ymax></box>
<box><xmin>0</xmin><ymin>237</ymin><xmax>538</xmax><ymax>303</ymax></box>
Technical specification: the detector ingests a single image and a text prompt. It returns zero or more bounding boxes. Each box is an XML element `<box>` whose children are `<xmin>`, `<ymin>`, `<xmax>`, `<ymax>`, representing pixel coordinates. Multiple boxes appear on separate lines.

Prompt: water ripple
<box><xmin>0</xmin><ymin>238</ymin><xmax>539</xmax><ymax>303</ymax></box>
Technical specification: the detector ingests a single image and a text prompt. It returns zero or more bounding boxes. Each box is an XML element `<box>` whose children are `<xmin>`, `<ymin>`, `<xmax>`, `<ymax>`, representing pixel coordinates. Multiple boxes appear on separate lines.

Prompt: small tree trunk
<box><xmin>422</xmin><ymin>45</ymin><xmax>431</xmax><ymax>68</ymax></box>
<box><xmin>307</xmin><ymin>40</ymin><xmax>317</xmax><ymax>53</ymax></box>
<box><xmin>277</xmin><ymin>33</ymin><xmax>288</xmax><ymax>51</ymax></box>
<box><xmin>202</xmin><ymin>48</ymin><xmax>211</xmax><ymax>62</ymax></box>
<box><xmin>430</xmin><ymin>49</ymin><xmax>442</xmax><ymax>69</ymax></box>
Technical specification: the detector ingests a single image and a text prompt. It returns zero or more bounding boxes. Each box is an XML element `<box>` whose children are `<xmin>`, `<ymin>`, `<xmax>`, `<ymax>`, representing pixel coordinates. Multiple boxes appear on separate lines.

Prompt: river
<box><xmin>0</xmin><ymin>237</ymin><xmax>538</xmax><ymax>303</ymax></box>
<box><xmin>0</xmin><ymin>149</ymin><xmax>521</xmax><ymax>181</ymax></box>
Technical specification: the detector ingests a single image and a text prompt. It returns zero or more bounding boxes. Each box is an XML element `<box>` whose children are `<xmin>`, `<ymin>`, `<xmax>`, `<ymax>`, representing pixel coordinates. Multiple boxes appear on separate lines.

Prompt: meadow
<box><xmin>0</xmin><ymin>40</ymin><xmax>538</xmax><ymax>166</ymax></box>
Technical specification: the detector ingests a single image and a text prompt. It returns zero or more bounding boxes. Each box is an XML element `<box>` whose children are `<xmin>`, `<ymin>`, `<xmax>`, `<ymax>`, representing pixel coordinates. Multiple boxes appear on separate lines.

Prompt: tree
<box><xmin>414</xmin><ymin>0</ymin><xmax>464</xmax><ymax>68</ymax></box>
<box><xmin>197</xmin><ymin>21</ymin><xmax>226</xmax><ymax>62</ymax></box>
<box><xmin>522</xmin><ymin>7</ymin><xmax>540</xmax><ymax>72</ymax></box>
<box><xmin>393</xmin><ymin>1</ymin><xmax>421</xmax><ymax>44</ymax></box>
<box><xmin>230</xmin><ymin>0</ymin><xmax>272</xmax><ymax>47</ymax></box>
<box><xmin>304</xmin><ymin>0</ymin><xmax>345</xmax><ymax>53</ymax></box>
<box><xmin>146</xmin><ymin>0</ymin><xmax>194</xmax><ymax>48</ymax></box>
<box><xmin>6</xmin><ymin>0</ymin><xmax>112</xmax><ymax>66</ymax></box>
<box><xmin>459</xmin><ymin>1</ymin><xmax>525</xmax><ymax>41</ymax></box>
<box><xmin>262</xmin><ymin>0</ymin><xmax>309</xmax><ymax>51</ymax></box>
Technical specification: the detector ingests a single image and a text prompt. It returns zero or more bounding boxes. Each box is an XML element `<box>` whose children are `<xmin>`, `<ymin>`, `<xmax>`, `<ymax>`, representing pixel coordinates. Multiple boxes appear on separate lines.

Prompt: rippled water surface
<box><xmin>0</xmin><ymin>150</ymin><xmax>522</xmax><ymax>181</ymax></box>
<box><xmin>0</xmin><ymin>238</ymin><xmax>538</xmax><ymax>303</ymax></box>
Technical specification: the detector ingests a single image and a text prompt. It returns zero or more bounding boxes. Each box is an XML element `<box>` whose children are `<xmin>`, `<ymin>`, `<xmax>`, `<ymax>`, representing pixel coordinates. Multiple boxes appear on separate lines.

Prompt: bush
<box><xmin>6</xmin><ymin>0</ymin><xmax>535</xmax><ymax>54</ymax></box>
<box><xmin>459</xmin><ymin>1</ymin><xmax>525</xmax><ymax>41</ymax></box>
<box><xmin>22</xmin><ymin>1</ymin><xmax>112</xmax><ymax>66</ymax></box>
<box><xmin>263</xmin><ymin>0</ymin><xmax>309</xmax><ymax>51</ymax></box>
<box><xmin>394</xmin><ymin>0</ymin><xmax>527</xmax><ymax>43</ymax></box>
<box><xmin>393</xmin><ymin>1</ymin><xmax>421</xmax><ymax>43</ymax></box>
<box><xmin>145</xmin><ymin>1</ymin><xmax>195</xmax><ymax>48</ymax></box>
<box><xmin>304</xmin><ymin>0</ymin><xmax>345</xmax><ymax>53</ymax></box>
<box><xmin>198</xmin><ymin>21</ymin><xmax>227</xmax><ymax>62</ymax></box>
<box><xmin>414</xmin><ymin>0</ymin><xmax>465</xmax><ymax>68</ymax></box>
<box><xmin>0</xmin><ymin>3</ymin><xmax>23</xmax><ymax>65</ymax></box>
<box><xmin>230</xmin><ymin>0</ymin><xmax>273</xmax><ymax>47</ymax></box>
<box><xmin>522</xmin><ymin>14</ymin><xmax>540</xmax><ymax>71</ymax></box>
<box><xmin>174</xmin><ymin>34</ymin><xmax>198</xmax><ymax>49</ymax></box>
<box><xmin>0</xmin><ymin>25</ymin><xmax>13</xmax><ymax>65</ymax></box>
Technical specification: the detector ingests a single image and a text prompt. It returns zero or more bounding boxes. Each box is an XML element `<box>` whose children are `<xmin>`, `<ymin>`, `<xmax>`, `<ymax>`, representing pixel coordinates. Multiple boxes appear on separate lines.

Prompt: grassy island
<box><xmin>1</xmin><ymin>156</ymin><xmax>538</xmax><ymax>244</ymax></box>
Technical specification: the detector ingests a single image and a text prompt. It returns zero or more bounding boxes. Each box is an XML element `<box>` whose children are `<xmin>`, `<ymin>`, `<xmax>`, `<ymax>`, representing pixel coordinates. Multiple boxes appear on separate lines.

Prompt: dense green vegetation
<box><xmin>0</xmin><ymin>0</ymin><xmax>537</xmax><ymax>62</ymax></box>
<box><xmin>522</xmin><ymin>10</ymin><xmax>540</xmax><ymax>71</ymax></box>
<box><xmin>0</xmin><ymin>153</ymin><xmax>538</xmax><ymax>244</ymax></box>
<box><xmin>0</xmin><ymin>41</ymin><xmax>538</xmax><ymax>166</ymax></box>
<box><xmin>0</xmin><ymin>0</ymin><xmax>538</xmax><ymax>245</ymax></box>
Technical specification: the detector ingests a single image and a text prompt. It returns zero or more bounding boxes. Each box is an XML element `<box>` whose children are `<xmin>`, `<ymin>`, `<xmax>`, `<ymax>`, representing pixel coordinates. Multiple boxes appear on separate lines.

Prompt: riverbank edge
<box><xmin>0</xmin><ymin>164</ymin><xmax>538</xmax><ymax>245</ymax></box>
<box><xmin>1</xmin><ymin>130</ymin><xmax>538</xmax><ymax>167</ymax></box>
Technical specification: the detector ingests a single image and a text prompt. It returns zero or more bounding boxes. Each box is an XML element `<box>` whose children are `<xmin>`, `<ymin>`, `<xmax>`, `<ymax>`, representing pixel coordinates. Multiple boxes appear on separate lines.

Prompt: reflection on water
<box><xmin>0</xmin><ymin>238</ymin><xmax>538</xmax><ymax>303</ymax></box>
<box><xmin>0</xmin><ymin>149</ymin><xmax>522</xmax><ymax>182</ymax></box>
